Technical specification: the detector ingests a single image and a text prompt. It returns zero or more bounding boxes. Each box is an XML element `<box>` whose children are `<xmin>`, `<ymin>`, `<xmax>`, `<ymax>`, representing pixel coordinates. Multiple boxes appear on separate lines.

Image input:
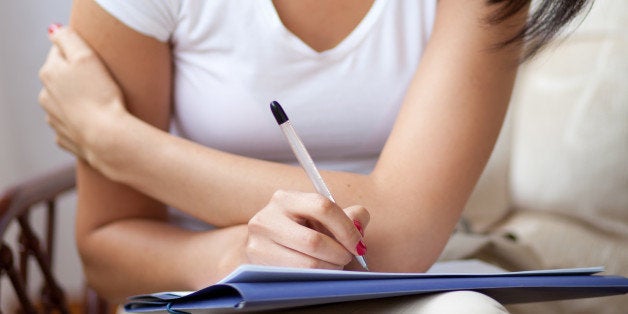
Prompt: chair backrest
<box><xmin>0</xmin><ymin>164</ymin><xmax>108</xmax><ymax>314</ymax></box>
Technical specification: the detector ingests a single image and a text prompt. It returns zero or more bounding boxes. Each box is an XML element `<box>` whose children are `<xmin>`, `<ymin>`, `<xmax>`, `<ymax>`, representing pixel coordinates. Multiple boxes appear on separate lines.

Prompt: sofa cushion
<box><xmin>508</xmin><ymin>0</ymin><xmax>628</xmax><ymax>236</ymax></box>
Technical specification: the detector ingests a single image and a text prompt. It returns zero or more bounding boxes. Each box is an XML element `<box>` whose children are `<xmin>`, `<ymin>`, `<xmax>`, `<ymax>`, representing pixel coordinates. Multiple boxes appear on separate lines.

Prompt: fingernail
<box><xmin>48</xmin><ymin>23</ymin><xmax>62</xmax><ymax>35</ymax></box>
<box><xmin>356</xmin><ymin>240</ymin><xmax>367</xmax><ymax>256</ymax></box>
<box><xmin>353</xmin><ymin>220</ymin><xmax>364</xmax><ymax>237</ymax></box>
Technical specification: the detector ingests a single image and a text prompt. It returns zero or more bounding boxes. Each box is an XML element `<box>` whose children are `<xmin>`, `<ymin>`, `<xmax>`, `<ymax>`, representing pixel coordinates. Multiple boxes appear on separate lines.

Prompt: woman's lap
<box><xmin>271</xmin><ymin>291</ymin><xmax>508</xmax><ymax>314</ymax></box>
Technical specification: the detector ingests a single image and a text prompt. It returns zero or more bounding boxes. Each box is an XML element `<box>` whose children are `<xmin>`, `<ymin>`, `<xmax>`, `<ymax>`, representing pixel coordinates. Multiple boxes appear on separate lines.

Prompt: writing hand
<box><xmin>245</xmin><ymin>190</ymin><xmax>369</xmax><ymax>270</ymax></box>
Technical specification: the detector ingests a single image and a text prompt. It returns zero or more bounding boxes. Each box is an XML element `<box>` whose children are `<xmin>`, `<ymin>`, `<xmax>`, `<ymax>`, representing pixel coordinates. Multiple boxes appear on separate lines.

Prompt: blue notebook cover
<box><xmin>124</xmin><ymin>264</ymin><xmax>628</xmax><ymax>313</ymax></box>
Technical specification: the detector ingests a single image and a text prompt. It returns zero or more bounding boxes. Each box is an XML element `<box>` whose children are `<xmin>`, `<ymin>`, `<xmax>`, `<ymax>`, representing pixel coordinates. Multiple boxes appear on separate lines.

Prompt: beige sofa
<box><xmin>441</xmin><ymin>1</ymin><xmax>627</xmax><ymax>313</ymax></box>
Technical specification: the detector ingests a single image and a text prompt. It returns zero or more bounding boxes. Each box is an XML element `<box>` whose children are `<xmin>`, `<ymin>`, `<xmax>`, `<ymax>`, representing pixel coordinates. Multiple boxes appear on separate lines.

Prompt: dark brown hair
<box><xmin>487</xmin><ymin>0</ymin><xmax>593</xmax><ymax>60</ymax></box>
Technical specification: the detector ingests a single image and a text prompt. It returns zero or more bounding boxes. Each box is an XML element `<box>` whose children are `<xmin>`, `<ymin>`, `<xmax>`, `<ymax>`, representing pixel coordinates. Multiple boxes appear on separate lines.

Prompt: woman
<box><xmin>39</xmin><ymin>0</ymin><xmax>591</xmax><ymax>310</ymax></box>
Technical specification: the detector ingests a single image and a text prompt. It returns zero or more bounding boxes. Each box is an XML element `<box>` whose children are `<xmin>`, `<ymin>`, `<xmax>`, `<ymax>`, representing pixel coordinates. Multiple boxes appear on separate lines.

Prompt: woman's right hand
<box><xmin>38</xmin><ymin>25</ymin><xmax>128</xmax><ymax>163</ymax></box>
<box><xmin>245</xmin><ymin>190</ymin><xmax>369</xmax><ymax>270</ymax></box>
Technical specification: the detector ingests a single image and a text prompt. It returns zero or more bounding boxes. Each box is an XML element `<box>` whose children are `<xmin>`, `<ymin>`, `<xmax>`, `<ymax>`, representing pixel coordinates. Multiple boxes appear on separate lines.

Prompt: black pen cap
<box><xmin>270</xmin><ymin>101</ymin><xmax>289</xmax><ymax>124</ymax></box>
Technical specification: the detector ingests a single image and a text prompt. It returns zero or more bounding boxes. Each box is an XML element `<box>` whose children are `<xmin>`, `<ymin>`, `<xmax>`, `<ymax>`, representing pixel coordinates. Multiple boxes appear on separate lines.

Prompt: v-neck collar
<box><xmin>259</xmin><ymin>0</ymin><xmax>388</xmax><ymax>59</ymax></box>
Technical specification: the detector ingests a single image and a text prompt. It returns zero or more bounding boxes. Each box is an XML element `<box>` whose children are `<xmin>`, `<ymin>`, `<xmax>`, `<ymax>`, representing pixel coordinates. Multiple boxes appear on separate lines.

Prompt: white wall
<box><xmin>0</xmin><ymin>0</ymin><xmax>82</xmax><ymax>309</ymax></box>
<box><xmin>0</xmin><ymin>81</ymin><xmax>15</xmax><ymax>182</ymax></box>
<box><xmin>0</xmin><ymin>1</ymin><xmax>74</xmax><ymax>181</ymax></box>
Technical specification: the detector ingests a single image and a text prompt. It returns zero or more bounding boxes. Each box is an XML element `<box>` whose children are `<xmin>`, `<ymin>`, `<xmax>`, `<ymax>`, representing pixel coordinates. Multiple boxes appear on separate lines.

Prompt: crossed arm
<box><xmin>39</xmin><ymin>0</ymin><xmax>525</xmax><ymax>302</ymax></box>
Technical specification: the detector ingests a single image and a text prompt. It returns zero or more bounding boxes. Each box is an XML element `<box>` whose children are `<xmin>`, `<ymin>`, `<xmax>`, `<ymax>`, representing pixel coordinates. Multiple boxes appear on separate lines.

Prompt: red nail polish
<box><xmin>356</xmin><ymin>240</ymin><xmax>367</xmax><ymax>256</ymax></box>
<box><xmin>353</xmin><ymin>220</ymin><xmax>364</xmax><ymax>236</ymax></box>
<box><xmin>47</xmin><ymin>23</ymin><xmax>62</xmax><ymax>35</ymax></box>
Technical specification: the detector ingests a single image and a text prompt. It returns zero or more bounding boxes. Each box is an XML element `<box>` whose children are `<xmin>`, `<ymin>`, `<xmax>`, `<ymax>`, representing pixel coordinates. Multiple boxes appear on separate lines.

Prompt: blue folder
<box><xmin>124</xmin><ymin>264</ymin><xmax>628</xmax><ymax>313</ymax></box>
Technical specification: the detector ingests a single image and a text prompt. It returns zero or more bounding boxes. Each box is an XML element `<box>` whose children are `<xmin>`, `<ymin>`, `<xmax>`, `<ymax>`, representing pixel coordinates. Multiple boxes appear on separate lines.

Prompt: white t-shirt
<box><xmin>95</xmin><ymin>0</ymin><xmax>435</xmax><ymax>172</ymax></box>
<box><xmin>94</xmin><ymin>0</ymin><xmax>436</xmax><ymax>228</ymax></box>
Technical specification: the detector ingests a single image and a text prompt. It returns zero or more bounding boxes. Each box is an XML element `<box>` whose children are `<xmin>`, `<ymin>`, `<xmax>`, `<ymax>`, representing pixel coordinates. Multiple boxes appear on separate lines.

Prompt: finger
<box><xmin>38</xmin><ymin>88</ymin><xmax>51</xmax><ymax>109</ymax></box>
<box><xmin>39</xmin><ymin>46</ymin><xmax>67</xmax><ymax>84</ymax></box>
<box><xmin>47</xmin><ymin>23</ymin><xmax>62</xmax><ymax>37</ymax></box>
<box><xmin>343</xmin><ymin>205</ymin><xmax>370</xmax><ymax>237</ymax></box>
<box><xmin>302</xmin><ymin>219</ymin><xmax>333</xmax><ymax>239</ymax></box>
<box><xmin>50</xmin><ymin>27</ymin><xmax>95</xmax><ymax>62</ymax></box>
<box><xmin>249</xmin><ymin>212</ymin><xmax>353</xmax><ymax>266</ymax></box>
<box><xmin>246</xmin><ymin>234</ymin><xmax>343</xmax><ymax>270</ymax></box>
<box><xmin>283</xmin><ymin>192</ymin><xmax>363</xmax><ymax>256</ymax></box>
<box><xmin>38</xmin><ymin>89</ymin><xmax>57</xmax><ymax>115</ymax></box>
<box><xmin>44</xmin><ymin>110</ymin><xmax>80</xmax><ymax>149</ymax></box>
<box><xmin>46</xmin><ymin>114</ymin><xmax>75</xmax><ymax>147</ymax></box>
<box><xmin>283</xmin><ymin>221</ymin><xmax>354</xmax><ymax>266</ymax></box>
<box><xmin>46</xmin><ymin>114</ymin><xmax>70</xmax><ymax>136</ymax></box>
<box><xmin>54</xmin><ymin>133</ymin><xmax>81</xmax><ymax>158</ymax></box>
<box><xmin>38</xmin><ymin>89</ymin><xmax>64</xmax><ymax>121</ymax></box>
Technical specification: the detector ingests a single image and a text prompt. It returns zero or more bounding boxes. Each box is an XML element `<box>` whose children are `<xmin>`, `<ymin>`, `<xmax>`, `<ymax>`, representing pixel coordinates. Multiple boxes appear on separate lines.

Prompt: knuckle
<box><xmin>244</xmin><ymin>239</ymin><xmax>263</xmax><ymax>260</ymax></box>
<box><xmin>302</xmin><ymin>232</ymin><xmax>324</xmax><ymax>251</ymax></box>
<box><xmin>38</xmin><ymin>90</ymin><xmax>47</xmax><ymax>105</ymax></box>
<box><xmin>38</xmin><ymin>67</ymin><xmax>50</xmax><ymax>82</ymax></box>
<box><xmin>311</xmin><ymin>195</ymin><xmax>335</xmax><ymax>214</ymax></box>
<box><xmin>245</xmin><ymin>237</ymin><xmax>259</xmax><ymax>253</ymax></box>
<box><xmin>74</xmin><ymin>51</ymin><xmax>95</xmax><ymax>64</ymax></box>
<box><xmin>270</xmin><ymin>189</ymin><xmax>288</xmax><ymax>202</ymax></box>
<box><xmin>247</xmin><ymin>214</ymin><xmax>264</xmax><ymax>232</ymax></box>
<box><xmin>37</xmin><ymin>68</ymin><xmax>45</xmax><ymax>80</ymax></box>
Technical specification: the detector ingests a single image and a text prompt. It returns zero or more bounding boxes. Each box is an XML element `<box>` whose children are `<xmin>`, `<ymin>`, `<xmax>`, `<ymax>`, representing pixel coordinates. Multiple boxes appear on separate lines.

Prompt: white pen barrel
<box><xmin>280</xmin><ymin>122</ymin><xmax>336</xmax><ymax>203</ymax></box>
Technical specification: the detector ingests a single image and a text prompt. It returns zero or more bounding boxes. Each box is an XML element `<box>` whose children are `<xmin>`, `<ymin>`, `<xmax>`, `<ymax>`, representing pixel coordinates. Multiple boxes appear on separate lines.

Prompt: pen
<box><xmin>270</xmin><ymin>101</ymin><xmax>369</xmax><ymax>271</ymax></box>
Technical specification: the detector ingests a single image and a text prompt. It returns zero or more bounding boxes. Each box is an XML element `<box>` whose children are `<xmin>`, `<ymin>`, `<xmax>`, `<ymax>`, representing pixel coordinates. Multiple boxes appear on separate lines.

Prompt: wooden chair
<box><xmin>0</xmin><ymin>164</ymin><xmax>108</xmax><ymax>313</ymax></box>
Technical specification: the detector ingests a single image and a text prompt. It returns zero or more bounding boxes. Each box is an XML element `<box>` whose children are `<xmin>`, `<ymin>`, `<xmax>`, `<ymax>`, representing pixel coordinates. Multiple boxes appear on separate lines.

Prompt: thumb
<box><xmin>49</xmin><ymin>25</ymin><xmax>94</xmax><ymax>62</ymax></box>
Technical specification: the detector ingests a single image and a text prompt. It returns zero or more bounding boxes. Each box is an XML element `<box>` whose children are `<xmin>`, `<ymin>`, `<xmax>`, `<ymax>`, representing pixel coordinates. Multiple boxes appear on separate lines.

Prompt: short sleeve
<box><xmin>93</xmin><ymin>0</ymin><xmax>181</xmax><ymax>42</ymax></box>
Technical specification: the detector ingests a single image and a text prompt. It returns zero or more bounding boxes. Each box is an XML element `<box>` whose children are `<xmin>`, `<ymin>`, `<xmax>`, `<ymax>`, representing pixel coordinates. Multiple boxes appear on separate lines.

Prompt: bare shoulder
<box><xmin>69</xmin><ymin>0</ymin><xmax>172</xmax><ymax>127</ymax></box>
<box><xmin>430</xmin><ymin>0</ymin><xmax>527</xmax><ymax>64</ymax></box>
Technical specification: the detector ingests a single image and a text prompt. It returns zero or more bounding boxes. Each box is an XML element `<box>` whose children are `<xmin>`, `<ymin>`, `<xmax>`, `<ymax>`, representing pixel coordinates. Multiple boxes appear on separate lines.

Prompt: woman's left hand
<box><xmin>38</xmin><ymin>25</ymin><xmax>127</xmax><ymax>161</ymax></box>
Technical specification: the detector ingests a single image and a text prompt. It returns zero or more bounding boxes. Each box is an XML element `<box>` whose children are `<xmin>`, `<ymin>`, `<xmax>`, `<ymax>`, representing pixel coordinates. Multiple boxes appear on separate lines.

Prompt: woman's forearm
<box><xmin>79</xmin><ymin>217</ymin><xmax>248</xmax><ymax>303</ymax></box>
<box><xmin>90</xmin><ymin>111</ymin><xmax>374</xmax><ymax>227</ymax></box>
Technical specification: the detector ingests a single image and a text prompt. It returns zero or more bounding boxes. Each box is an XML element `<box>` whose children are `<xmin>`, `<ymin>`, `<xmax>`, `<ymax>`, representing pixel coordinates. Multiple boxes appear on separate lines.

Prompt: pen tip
<box><xmin>356</xmin><ymin>256</ymin><xmax>369</xmax><ymax>271</ymax></box>
<box><xmin>270</xmin><ymin>101</ymin><xmax>289</xmax><ymax>124</ymax></box>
